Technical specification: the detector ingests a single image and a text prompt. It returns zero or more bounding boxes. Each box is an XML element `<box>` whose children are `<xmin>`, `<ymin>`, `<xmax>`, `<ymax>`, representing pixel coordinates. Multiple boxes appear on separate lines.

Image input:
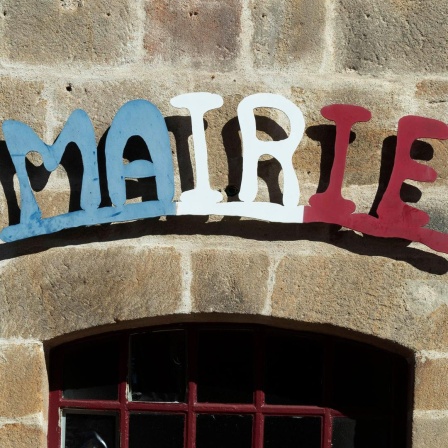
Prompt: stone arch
<box><xmin>2</xmin><ymin>238</ymin><xmax>444</xmax><ymax>447</ymax></box>
<box><xmin>0</xmin><ymin>239</ymin><xmax>444</xmax><ymax>355</ymax></box>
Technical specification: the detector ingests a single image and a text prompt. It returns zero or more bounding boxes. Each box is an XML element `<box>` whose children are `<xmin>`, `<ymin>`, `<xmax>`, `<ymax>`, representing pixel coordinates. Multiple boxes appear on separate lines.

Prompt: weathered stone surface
<box><xmin>272</xmin><ymin>252</ymin><xmax>404</xmax><ymax>339</ymax></box>
<box><xmin>412</xmin><ymin>303</ymin><xmax>448</xmax><ymax>353</ymax></box>
<box><xmin>32</xmin><ymin>182</ymin><xmax>71</xmax><ymax>220</ymax></box>
<box><xmin>416</xmin><ymin>80</ymin><xmax>448</xmax><ymax>105</ymax></box>
<box><xmin>414</xmin><ymin>80</ymin><xmax>448</xmax><ymax>145</ymax></box>
<box><xmin>0</xmin><ymin>77</ymin><xmax>47</xmax><ymax>229</ymax></box>
<box><xmin>0</xmin><ymin>245</ymin><xmax>183</xmax><ymax>340</ymax></box>
<box><xmin>0</xmin><ymin>343</ymin><xmax>45</xmax><ymax>418</ymax></box>
<box><xmin>144</xmin><ymin>0</ymin><xmax>242</xmax><ymax>70</ymax></box>
<box><xmin>292</xmin><ymin>81</ymin><xmax>408</xmax><ymax>126</ymax></box>
<box><xmin>251</xmin><ymin>0</ymin><xmax>326</xmax><ymax>69</ymax></box>
<box><xmin>271</xmin><ymin>248</ymin><xmax>448</xmax><ymax>351</ymax></box>
<box><xmin>411</xmin><ymin>185</ymin><xmax>448</xmax><ymax>234</ymax></box>
<box><xmin>1</xmin><ymin>0</ymin><xmax>138</xmax><ymax>65</ymax></box>
<box><xmin>0</xmin><ymin>424</ymin><xmax>45</xmax><ymax>448</ymax></box>
<box><xmin>404</xmin><ymin>277</ymin><xmax>448</xmax><ymax>319</ymax></box>
<box><xmin>291</xmin><ymin>81</ymin><xmax>409</xmax><ymax>191</ymax></box>
<box><xmin>413</xmin><ymin>416</ymin><xmax>448</xmax><ymax>448</ymax></box>
<box><xmin>52</xmin><ymin>79</ymin><xmax>174</xmax><ymax>140</ymax></box>
<box><xmin>0</xmin><ymin>77</ymin><xmax>46</xmax><ymax>140</ymax></box>
<box><xmin>1</xmin><ymin>151</ymin><xmax>90</xmax><ymax>231</ymax></box>
<box><xmin>334</xmin><ymin>0</ymin><xmax>448</xmax><ymax>74</ymax></box>
<box><xmin>413</xmin><ymin>81</ymin><xmax>448</xmax><ymax>193</ymax></box>
<box><xmin>415</xmin><ymin>357</ymin><xmax>448</xmax><ymax>410</ymax></box>
<box><xmin>50</xmin><ymin>78</ymin><xmax>182</xmax><ymax>199</ymax></box>
<box><xmin>191</xmin><ymin>249</ymin><xmax>270</xmax><ymax>314</ymax></box>
<box><xmin>395</xmin><ymin>271</ymin><xmax>448</xmax><ymax>353</ymax></box>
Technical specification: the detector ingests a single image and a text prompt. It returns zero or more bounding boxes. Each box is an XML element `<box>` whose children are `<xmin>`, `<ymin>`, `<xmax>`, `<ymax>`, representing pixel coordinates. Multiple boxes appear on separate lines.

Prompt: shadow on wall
<box><xmin>0</xmin><ymin>116</ymin><xmax>446</xmax><ymax>275</ymax></box>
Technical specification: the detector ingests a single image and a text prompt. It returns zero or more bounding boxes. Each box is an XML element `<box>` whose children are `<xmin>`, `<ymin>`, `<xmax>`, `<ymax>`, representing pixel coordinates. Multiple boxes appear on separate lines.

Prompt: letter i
<box><xmin>171</xmin><ymin>92</ymin><xmax>224</xmax><ymax>205</ymax></box>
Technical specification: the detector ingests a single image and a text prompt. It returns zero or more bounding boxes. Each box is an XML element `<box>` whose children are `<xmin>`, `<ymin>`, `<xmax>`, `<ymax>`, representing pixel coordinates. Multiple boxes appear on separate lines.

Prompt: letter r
<box><xmin>237</xmin><ymin>93</ymin><xmax>305</xmax><ymax>207</ymax></box>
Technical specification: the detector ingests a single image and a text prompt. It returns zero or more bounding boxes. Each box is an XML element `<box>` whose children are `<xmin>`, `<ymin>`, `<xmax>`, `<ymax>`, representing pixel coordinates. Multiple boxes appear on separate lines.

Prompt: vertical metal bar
<box><xmin>253</xmin><ymin>328</ymin><xmax>264</xmax><ymax>448</ymax></box>
<box><xmin>187</xmin><ymin>328</ymin><xmax>198</xmax><ymax>448</ymax></box>
<box><xmin>322</xmin><ymin>409</ymin><xmax>332</xmax><ymax>448</ymax></box>
<box><xmin>119</xmin><ymin>334</ymin><xmax>130</xmax><ymax>448</ymax></box>
<box><xmin>253</xmin><ymin>412</ymin><xmax>264</xmax><ymax>448</ymax></box>
<box><xmin>48</xmin><ymin>348</ymin><xmax>63</xmax><ymax>448</ymax></box>
<box><xmin>323</xmin><ymin>339</ymin><xmax>335</xmax><ymax>448</ymax></box>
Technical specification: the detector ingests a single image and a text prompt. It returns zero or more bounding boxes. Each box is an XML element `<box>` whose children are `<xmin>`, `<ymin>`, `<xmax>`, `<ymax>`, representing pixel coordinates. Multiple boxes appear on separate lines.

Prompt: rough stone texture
<box><xmin>292</xmin><ymin>80</ymin><xmax>409</xmax><ymax>128</ymax></box>
<box><xmin>0</xmin><ymin>245</ymin><xmax>183</xmax><ymax>340</ymax></box>
<box><xmin>414</xmin><ymin>80</ymin><xmax>448</xmax><ymax>135</ymax></box>
<box><xmin>0</xmin><ymin>77</ymin><xmax>47</xmax><ymax>229</ymax></box>
<box><xmin>0</xmin><ymin>424</ymin><xmax>45</xmax><ymax>448</ymax></box>
<box><xmin>271</xmin><ymin>247</ymin><xmax>448</xmax><ymax>352</ymax></box>
<box><xmin>191</xmin><ymin>249</ymin><xmax>270</xmax><ymax>314</ymax></box>
<box><xmin>1</xmin><ymin>0</ymin><xmax>138</xmax><ymax>65</ymax></box>
<box><xmin>0</xmin><ymin>77</ymin><xmax>46</xmax><ymax>140</ymax></box>
<box><xmin>335</xmin><ymin>0</ymin><xmax>448</xmax><ymax>74</ymax></box>
<box><xmin>0</xmin><ymin>343</ymin><xmax>45</xmax><ymax>418</ymax></box>
<box><xmin>144</xmin><ymin>0</ymin><xmax>242</xmax><ymax>70</ymax></box>
<box><xmin>291</xmin><ymin>81</ymin><xmax>410</xmax><ymax>198</ymax></box>
<box><xmin>272</xmin><ymin>252</ymin><xmax>405</xmax><ymax>339</ymax></box>
<box><xmin>251</xmin><ymin>0</ymin><xmax>326</xmax><ymax>70</ymax></box>
<box><xmin>52</xmin><ymin>79</ymin><xmax>175</xmax><ymax>140</ymax></box>
<box><xmin>411</xmin><ymin>185</ymin><xmax>448</xmax><ymax>234</ymax></box>
<box><xmin>413</xmin><ymin>416</ymin><xmax>448</xmax><ymax>448</ymax></box>
<box><xmin>32</xmin><ymin>183</ymin><xmax>71</xmax><ymax>220</ymax></box>
<box><xmin>415</xmin><ymin>358</ymin><xmax>448</xmax><ymax>410</ymax></box>
<box><xmin>416</xmin><ymin>80</ymin><xmax>448</xmax><ymax>105</ymax></box>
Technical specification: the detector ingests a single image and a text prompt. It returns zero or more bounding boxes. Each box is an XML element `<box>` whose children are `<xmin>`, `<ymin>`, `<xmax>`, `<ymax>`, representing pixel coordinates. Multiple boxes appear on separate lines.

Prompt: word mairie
<box><xmin>2</xmin><ymin>93</ymin><xmax>448</xmax><ymax>253</ymax></box>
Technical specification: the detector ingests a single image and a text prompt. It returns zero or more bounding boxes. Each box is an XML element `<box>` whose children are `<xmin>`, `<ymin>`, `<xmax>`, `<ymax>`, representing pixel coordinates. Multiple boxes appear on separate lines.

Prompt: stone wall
<box><xmin>0</xmin><ymin>1</ymin><xmax>447</xmax><ymax>447</ymax></box>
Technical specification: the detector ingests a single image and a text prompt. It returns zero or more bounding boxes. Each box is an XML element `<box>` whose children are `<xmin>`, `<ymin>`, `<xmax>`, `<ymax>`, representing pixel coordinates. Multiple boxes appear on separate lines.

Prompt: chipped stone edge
<box><xmin>416</xmin><ymin>350</ymin><xmax>448</xmax><ymax>363</ymax></box>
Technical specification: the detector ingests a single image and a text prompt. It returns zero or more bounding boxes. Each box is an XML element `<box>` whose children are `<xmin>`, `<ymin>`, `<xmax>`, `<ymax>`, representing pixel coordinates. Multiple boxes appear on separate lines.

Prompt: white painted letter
<box><xmin>237</xmin><ymin>93</ymin><xmax>304</xmax><ymax>207</ymax></box>
<box><xmin>170</xmin><ymin>92</ymin><xmax>224</xmax><ymax>205</ymax></box>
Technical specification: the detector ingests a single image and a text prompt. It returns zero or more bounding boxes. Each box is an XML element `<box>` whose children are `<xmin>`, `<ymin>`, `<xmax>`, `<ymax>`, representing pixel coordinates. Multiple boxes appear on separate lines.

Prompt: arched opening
<box><xmin>48</xmin><ymin>324</ymin><xmax>410</xmax><ymax>448</ymax></box>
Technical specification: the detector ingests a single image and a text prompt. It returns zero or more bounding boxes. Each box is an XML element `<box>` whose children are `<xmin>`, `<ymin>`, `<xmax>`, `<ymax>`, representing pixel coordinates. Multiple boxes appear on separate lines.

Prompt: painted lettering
<box><xmin>0</xmin><ymin>93</ymin><xmax>447</xmax><ymax>254</ymax></box>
